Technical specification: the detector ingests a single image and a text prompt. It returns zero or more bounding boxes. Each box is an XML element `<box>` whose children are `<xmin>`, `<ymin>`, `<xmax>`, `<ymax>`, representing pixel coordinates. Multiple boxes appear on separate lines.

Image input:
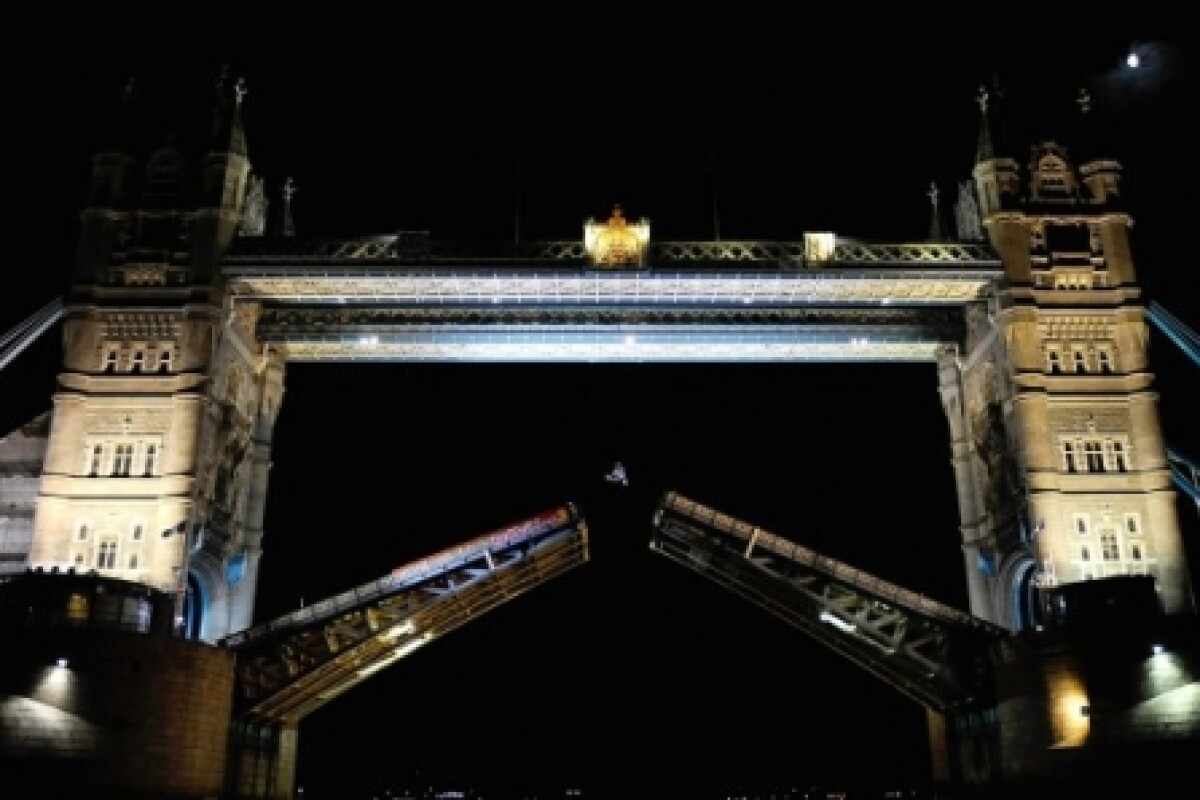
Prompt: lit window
<box><xmin>131</xmin><ymin>523</ymin><xmax>143</xmax><ymax>541</ymax></box>
<box><xmin>143</xmin><ymin>443</ymin><xmax>158</xmax><ymax>476</ymax></box>
<box><xmin>1130</xmin><ymin>542</ymin><xmax>1143</xmax><ymax>561</ymax></box>
<box><xmin>1084</xmin><ymin>441</ymin><xmax>1105</xmax><ymax>472</ymax></box>
<box><xmin>1124</xmin><ymin>514</ymin><xmax>1141</xmax><ymax>536</ymax></box>
<box><xmin>103</xmin><ymin>350</ymin><xmax>118</xmax><ymax>373</ymax></box>
<box><xmin>1098</xmin><ymin>349</ymin><xmax>1114</xmax><ymax>374</ymax></box>
<box><xmin>73</xmin><ymin>552</ymin><xmax>85</xmax><ymax>567</ymax></box>
<box><xmin>1072</xmin><ymin>350</ymin><xmax>1087</xmax><ymax>373</ymax></box>
<box><xmin>1100</xmin><ymin>531</ymin><xmax>1120</xmax><ymax>561</ymax></box>
<box><xmin>77</xmin><ymin>523</ymin><xmax>90</xmax><ymax>541</ymax></box>
<box><xmin>1073</xmin><ymin>514</ymin><xmax>1090</xmax><ymax>535</ymax></box>
<box><xmin>1063</xmin><ymin>441</ymin><xmax>1078</xmax><ymax>473</ymax></box>
<box><xmin>131</xmin><ymin>350</ymin><xmax>145</xmax><ymax>373</ymax></box>
<box><xmin>89</xmin><ymin>444</ymin><xmax>104</xmax><ymax>476</ymax></box>
<box><xmin>98</xmin><ymin>539</ymin><xmax>118</xmax><ymax>570</ymax></box>
<box><xmin>114</xmin><ymin>444</ymin><xmax>134</xmax><ymax>477</ymax></box>
<box><xmin>158</xmin><ymin>349</ymin><xmax>173</xmax><ymax>374</ymax></box>
<box><xmin>1108</xmin><ymin>441</ymin><xmax>1128</xmax><ymax>473</ymax></box>
<box><xmin>1047</xmin><ymin>350</ymin><xmax>1062</xmax><ymax>374</ymax></box>
<box><xmin>128</xmin><ymin>553</ymin><xmax>139</xmax><ymax>570</ymax></box>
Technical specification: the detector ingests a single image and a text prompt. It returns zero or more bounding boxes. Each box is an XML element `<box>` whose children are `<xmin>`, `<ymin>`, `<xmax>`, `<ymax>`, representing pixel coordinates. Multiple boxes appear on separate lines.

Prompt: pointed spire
<box><xmin>927</xmin><ymin>181</ymin><xmax>943</xmax><ymax>242</ymax></box>
<box><xmin>281</xmin><ymin>177</ymin><xmax>296</xmax><ymax>237</ymax></box>
<box><xmin>1073</xmin><ymin>85</ymin><xmax>1114</xmax><ymax>167</ymax></box>
<box><xmin>210</xmin><ymin>64</ymin><xmax>248</xmax><ymax>159</ymax></box>
<box><xmin>1077</xmin><ymin>86</ymin><xmax>1091</xmax><ymax>116</ymax></box>
<box><xmin>975</xmin><ymin>85</ymin><xmax>994</xmax><ymax>163</ymax></box>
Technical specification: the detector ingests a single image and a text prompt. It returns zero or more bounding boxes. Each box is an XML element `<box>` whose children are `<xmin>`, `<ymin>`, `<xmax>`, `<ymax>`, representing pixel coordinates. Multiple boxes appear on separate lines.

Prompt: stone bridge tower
<box><xmin>27</xmin><ymin>69</ymin><xmax>285</xmax><ymax>642</ymax></box>
<box><xmin>937</xmin><ymin>87</ymin><xmax>1194</xmax><ymax>631</ymax></box>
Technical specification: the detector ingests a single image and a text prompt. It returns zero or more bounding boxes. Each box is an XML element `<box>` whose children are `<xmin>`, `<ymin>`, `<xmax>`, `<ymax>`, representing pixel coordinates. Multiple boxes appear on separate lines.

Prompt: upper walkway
<box><xmin>220</xmin><ymin>235</ymin><xmax>1002</xmax><ymax>363</ymax></box>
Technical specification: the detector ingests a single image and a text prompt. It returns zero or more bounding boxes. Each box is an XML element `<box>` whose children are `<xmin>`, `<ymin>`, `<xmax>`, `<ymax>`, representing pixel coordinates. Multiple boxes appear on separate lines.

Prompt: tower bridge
<box><xmin>2</xmin><ymin>69</ymin><xmax>1199</xmax><ymax>799</ymax></box>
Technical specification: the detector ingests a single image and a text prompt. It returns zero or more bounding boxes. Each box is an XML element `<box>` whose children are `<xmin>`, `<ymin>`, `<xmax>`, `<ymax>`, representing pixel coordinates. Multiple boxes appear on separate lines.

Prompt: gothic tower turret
<box><xmin>942</xmin><ymin>85</ymin><xmax>1193</xmax><ymax>628</ymax></box>
<box><xmin>971</xmin><ymin>85</ymin><xmax>1021</xmax><ymax>219</ymax></box>
<box><xmin>192</xmin><ymin>65</ymin><xmax>252</xmax><ymax>282</ymax></box>
<box><xmin>30</xmin><ymin>66</ymin><xmax>283</xmax><ymax>643</ymax></box>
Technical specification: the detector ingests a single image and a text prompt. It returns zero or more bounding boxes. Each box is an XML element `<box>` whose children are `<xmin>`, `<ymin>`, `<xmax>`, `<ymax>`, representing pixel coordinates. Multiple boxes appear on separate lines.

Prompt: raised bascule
<box><xmin>1</xmin><ymin>71</ymin><xmax>1198</xmax><ymax>799</ymax></box>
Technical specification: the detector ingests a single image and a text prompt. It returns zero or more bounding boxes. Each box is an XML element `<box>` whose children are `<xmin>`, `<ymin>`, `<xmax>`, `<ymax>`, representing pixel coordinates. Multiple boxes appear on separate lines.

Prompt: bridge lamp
<box><xmin>56</xmin><ymin>657</ymin><xmax>68</xmax><ymax>668</ymax></box>
<box><xmin>818</xmin><ymin>609</ymin><xmax>855</xmax><ymax>633</ymax></box>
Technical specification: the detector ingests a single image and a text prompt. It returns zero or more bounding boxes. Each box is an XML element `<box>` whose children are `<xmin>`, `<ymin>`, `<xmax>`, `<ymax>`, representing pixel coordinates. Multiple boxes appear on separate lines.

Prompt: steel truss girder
<box><xmin>255</xmin><ymin>306</ymin><xmax>967</xmax><ymax>363</ymax></box>
<box><xmin>223</xmin><ymin>236</ymin><xmax>1000</xmax><ymax>268</ymax></box>
<box><xmin>226</xmin><ymin>507</ymin><xmax>589</xmax><ymax>723</ymax></box>
<box><xmin>225</xmin><ymin>269</ymin><xmax>998</xmax><ymax>306</ymax></box>
<box><xmin>650</xmin><ymin>491</ymin><xmax>1009</xmax><ymax>713</ymax></box>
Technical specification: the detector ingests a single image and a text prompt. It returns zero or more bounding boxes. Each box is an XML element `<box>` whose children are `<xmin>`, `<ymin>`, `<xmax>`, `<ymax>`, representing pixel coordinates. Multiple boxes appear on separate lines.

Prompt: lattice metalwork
<box><xmin>223</xmin><ymin>235</ymin><xmax>1000</xmax><ymax>268</ymax></box>
<box><xmin>650</xmin><ymin>491</ymin><xmax>1010</xmax><ymax>713</ymax></box>
<box><xmin>223</xmin><ymin>505</ymin><xmax>589</xmax><ymax>723</ymax></box>
<box><xmin>226</xmin><ymin>270</ymin><xmax>997</xmax><ymax>305</ymax></box>
<box><xmin>218</xmin><ymin>236</ymin><xmax>1001</xmax><ymax>362</ymax></box>
<box><xmin>255</xmin><ymin>306</ymin><xmax>965</xmax><ymax>363</ymax></box>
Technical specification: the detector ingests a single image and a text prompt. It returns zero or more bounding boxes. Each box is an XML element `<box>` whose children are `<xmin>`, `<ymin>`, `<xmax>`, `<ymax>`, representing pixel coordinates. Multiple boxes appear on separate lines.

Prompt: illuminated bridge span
<box><xmin>650</xmin><ymin>491</ymin><xmax>1011</xmax><ymax>714</ymax></box>
<box><xmin>220</xmin><ymin>504</ymin><xmax>589</xmax><ymax>723</ymax></box>
<box><xmin>222</xmin><ymin>235</ymin><xmax>1002</xmax><ymax>363</ymax></box>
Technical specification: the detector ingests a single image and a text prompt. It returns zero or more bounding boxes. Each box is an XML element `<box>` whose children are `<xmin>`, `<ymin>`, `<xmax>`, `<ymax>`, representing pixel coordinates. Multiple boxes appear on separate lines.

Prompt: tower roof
<box><xmin>974</xmin><ymin>78</ymin><xmax>1014</xmax><ymax>165</ymax></box>
<box><xmin>209</xmin><ymin>65</ymin><xmax>248</xmax><ymax>159</ymax></box>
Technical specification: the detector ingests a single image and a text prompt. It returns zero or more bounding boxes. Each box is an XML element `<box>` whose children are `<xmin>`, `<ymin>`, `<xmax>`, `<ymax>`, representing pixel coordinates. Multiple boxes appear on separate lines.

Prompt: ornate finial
<box><xmin>235</xmin><ymin>77</ymin><xmax>247</xmax><ymax>107</ymax></box>
<box><xmin>976</xmin><ymin>85</ymin><xmax>988</xmax><ymax>115</ymax></box>
<box><xmin>928</xmin><ymin>181</ymin><xmax>939</xmax><ymax>205</ymax></box>
<box><xmin>584</xmin><ymin>205</ymin><xmax>649</xmax><ymax>268</ymax></box>
<box><xmin>1077</xmin><ymin>87</ymin><xmax>1091</xmax><ymax>115</ymax></box>
<box><xmin>283</xmin><ymin>177</ymin><xmax>296</xmax><ymax>203</ymax></box>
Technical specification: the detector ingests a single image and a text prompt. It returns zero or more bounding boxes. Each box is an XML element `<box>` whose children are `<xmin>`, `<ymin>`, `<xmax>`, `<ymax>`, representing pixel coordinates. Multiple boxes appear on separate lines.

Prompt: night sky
<box><xmin>1</xmin><ymin>19</ymin><xmax>1196</xmax><ymax>798</ymax></box>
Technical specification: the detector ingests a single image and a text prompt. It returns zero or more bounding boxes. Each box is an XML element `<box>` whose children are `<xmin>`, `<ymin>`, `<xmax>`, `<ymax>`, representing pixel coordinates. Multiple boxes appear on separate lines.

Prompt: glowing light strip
<box><xmin>819</xmin><ymin>610</ymin><xmax>856</xmax><ymax>633</ymax></box>
<box><xmin>229</xmin><ymin>272</ymin><xmax>995</xmax><ymax>304</ymax></box>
